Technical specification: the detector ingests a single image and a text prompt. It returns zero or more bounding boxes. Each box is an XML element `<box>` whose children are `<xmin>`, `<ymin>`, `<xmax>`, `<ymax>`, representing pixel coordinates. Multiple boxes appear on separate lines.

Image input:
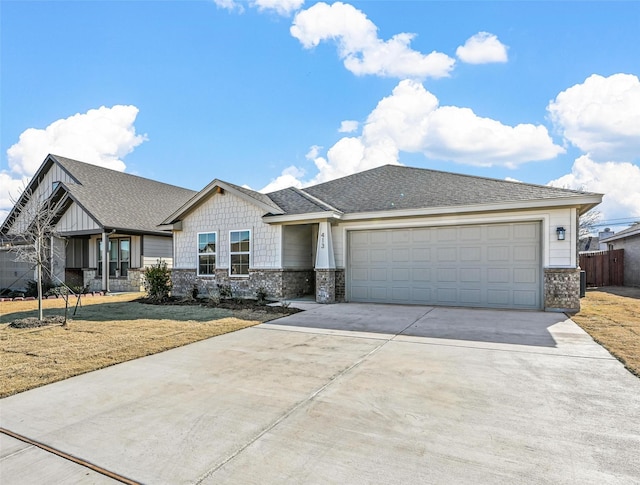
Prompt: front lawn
<box><xmin>571</xmin><ymin>286</ymin><xmax>640</xmax><ymax>377</ymax></box>
<box><xmin>0</xmin><ymin>293</ymin><xmax>292</xmax><ymax>398</ymax></box>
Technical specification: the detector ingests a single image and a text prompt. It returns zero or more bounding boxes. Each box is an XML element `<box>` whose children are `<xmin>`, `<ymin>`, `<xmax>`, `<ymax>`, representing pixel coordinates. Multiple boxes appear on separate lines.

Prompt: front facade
<box><xmin>164</xmin><ymin>165</ymin><xmax>602</xmax><ymax>312</ymax></box>
<box><xmin>1</xmin><ymin>155</ymin><xmax>195</xmax><ymax>293</ymax></box>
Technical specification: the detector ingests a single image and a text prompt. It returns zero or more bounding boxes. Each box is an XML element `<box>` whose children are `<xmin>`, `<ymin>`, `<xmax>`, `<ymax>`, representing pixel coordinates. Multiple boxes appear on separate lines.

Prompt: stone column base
<box><xmin>316</xmin><ymin>269</ymin><xmax>336</xmax><ymax>303</ymax></box>
<box><xmin>544</xmin><ymin>268</ymin><xmax>581</xmax><ymax>312</ymax></box>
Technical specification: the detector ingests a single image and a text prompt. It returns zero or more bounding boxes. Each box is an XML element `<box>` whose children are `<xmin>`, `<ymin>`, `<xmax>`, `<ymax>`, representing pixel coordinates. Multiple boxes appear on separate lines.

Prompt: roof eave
<box><xmin>600</xmin><ymin>227</ymin><xmax>640</xmax><ymax>242</ymax></box>
<box><xmin>263</xmin><ymin>211</ymin><xmax>343</xmax><ymax>224</ymax></box>
<box><xmin>338</xmin><ymin>195</ymin><xmax>604</xmax><ymax>221</ymax></box>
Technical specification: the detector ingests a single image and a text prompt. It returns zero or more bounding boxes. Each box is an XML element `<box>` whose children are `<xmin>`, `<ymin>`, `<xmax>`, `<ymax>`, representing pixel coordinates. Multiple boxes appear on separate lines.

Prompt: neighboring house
<box><xmin>1</xmin><ymin>154</ymin><xmax>196</xmax><ymax>293</ymax></box>
<box><xmin>162</xmin><ymin>165</ymin><xmax>602</xmax><ymax>312</ymax></box>
<box><xmin>598</xmin><ymin>228</ymin><xmax>615</xmax><ymax>250</ymax></box>
<box><xmin>578</xmin><ymin>236</ymin><xmax>599</xmax><ymax>252</ymax></box>
<box><xmin>600</xmin><ymin>223</ymin><xmax>640</xmax><ymax>286</ymax></box>
<box><xmin>0</xmin><ymin>244</ymin><xmax>32</xmax><ymax>291</ymax></box>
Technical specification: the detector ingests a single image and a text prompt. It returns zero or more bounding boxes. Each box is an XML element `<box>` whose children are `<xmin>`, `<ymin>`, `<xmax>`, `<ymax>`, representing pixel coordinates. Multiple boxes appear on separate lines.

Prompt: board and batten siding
<box><xmin>173</xmin><ymin>191</ymin><xmax>282</xmax><ymax>270</ymax></box>
<box><xmin>8</xmin><ymin>162</ymin><xmax>75</xmax><ymax>234</ymax></box>
<box><xmin>282</xmin><ymin>225</ymin><xmax>313</xmax><ymax>269</ymax></box>
<box><xmin>56</xmin><ymin>202</ymin><xmax>100</xmax><ymax>233</ymax></box>
<box><xmin>332</xmin><ymin>207</ymin><xmax>578</xmax><ymax>269</ymax></box>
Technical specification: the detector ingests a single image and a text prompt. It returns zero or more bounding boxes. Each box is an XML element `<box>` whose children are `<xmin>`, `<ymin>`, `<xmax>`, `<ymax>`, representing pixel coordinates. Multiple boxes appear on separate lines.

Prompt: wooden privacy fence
<box><xmin>579</xmin><ymin>249</ymin><xmax>624</xmax><ymax>287</ymax></box>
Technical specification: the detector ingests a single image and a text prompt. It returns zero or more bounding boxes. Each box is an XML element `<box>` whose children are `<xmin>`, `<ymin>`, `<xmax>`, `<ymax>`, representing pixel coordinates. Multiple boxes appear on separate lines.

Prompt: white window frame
<box><xmin>197</xmin><ymin>231</ymin><xmax>217</xmax><ymax>276</ymax></box>
<box><xmin>229</xmin><ymin>229</ymin><xmax>251</xmax><ymax>277</ymax></box>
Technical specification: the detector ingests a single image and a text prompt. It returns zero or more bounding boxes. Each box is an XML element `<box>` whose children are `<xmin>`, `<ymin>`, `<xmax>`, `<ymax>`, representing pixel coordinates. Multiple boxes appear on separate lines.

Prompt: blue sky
<box><xmin>2</xmin><ymin>0</ymin><xmax>639</xmax><ymax>229</ymax></box>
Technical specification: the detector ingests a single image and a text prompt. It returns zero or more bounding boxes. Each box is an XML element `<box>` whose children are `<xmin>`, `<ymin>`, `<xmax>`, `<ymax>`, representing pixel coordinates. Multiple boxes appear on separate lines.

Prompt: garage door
<box><xmin>348</xmin><ymin>222</ymin><xmax>541</xmax><ymax>309</ymax></box>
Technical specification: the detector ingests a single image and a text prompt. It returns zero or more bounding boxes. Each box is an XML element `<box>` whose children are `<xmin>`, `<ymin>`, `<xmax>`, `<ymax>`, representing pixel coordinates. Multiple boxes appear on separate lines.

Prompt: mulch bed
<box><xmin>8</xmin><ymin>316</ymin><xmax>67</xmax><ymax>329</ymax></box>
<box><xmin>136</xmin><ymin>296</ymin><xmax>302</xmax><ymax>315</ymax></box>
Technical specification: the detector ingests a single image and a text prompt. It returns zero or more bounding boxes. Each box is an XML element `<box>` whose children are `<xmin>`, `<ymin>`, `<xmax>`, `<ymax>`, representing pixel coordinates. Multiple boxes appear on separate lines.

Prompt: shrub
<box><xmin>255</xmin><ymin>286</ymin><xmax>268</xmax><ymax>305</ymax></box>
<box><xmin>143</xmin><ymin>261</ymin><xmax>172</xmax><ymax>302</ymax></box>
<box><xmin>217</xmin><ymin>284</ymin><xmax>232</xmax><ymax>299</ymax></box>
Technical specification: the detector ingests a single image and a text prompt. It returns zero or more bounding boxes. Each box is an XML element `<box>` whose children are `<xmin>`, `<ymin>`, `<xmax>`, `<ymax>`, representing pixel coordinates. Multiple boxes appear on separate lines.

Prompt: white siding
<box><xmin>332</xmin><ymin>207</ymin><xmax>577</xmax><ymax>269</ymax></box>
<box><xmin>56</xmin><ymin>202</ymin><xmax>99</xmax><ymax>233</ymax></box>
<box><xmin>173</xmin><ymin>191</ymin><xmax>282</xmax><ymax>270</ymax></box>
<box><xmin>282</xmin><ymin>225</ymin><xmax>313</xmax><ymax>269</ymax></box>
<box><xmin>142</xmin><ymin>257</ymin><xmax>173</xmax><ymax>269</ymax></box>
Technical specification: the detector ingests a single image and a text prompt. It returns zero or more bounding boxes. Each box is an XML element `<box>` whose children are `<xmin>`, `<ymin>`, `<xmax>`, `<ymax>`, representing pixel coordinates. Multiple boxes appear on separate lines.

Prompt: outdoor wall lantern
<box><xmin>556</xmin><ymin>227</ymin><xmax>566</xmax><ymax>241</ymax></box>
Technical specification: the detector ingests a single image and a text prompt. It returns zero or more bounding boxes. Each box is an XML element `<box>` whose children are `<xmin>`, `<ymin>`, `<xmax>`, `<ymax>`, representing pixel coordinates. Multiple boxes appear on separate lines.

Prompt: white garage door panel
<box><xmin>348</xmin><ymin>222</ymin><xmax>541</xmax><ymax>309</ymax></box>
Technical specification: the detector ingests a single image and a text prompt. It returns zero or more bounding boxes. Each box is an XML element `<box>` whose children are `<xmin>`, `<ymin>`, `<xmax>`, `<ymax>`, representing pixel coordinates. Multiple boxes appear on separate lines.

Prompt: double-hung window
<box><xmin>230</xmin><ymin>230</ymin><xmax>250</xmax><ymax>276</ymax></box>
<box><xmin>198</xmin><ymin>232</ymin><xmax>217</xmax><ymax>275</ymax></box>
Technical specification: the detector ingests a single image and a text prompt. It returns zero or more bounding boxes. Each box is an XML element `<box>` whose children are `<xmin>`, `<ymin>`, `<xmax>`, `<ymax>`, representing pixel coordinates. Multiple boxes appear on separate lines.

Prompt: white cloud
<box><xmin>7</xmin><ymin>105</ymin><xmax>146</xmax><ymax>176</ymax></box>
<box><xmin>305</xmin><ymin>145</ymin><xmax>322</xmax><ymax>160</ymax></box>
<box><xmin>548</xmin><ymin>155</ymin><xmax>640</xmax><ymax>220</ymax></box>
<box><xmin>456</xmin><ymin>32</ymin><xmax>508</xmax><ymax>64</ymax></box>
<box><xmin>362</xmin><ymin>80</ymin><xmax>563</xmax><ymax>167</ymax></box>
<box><xmin>260</xmin><ymin>165</ymin><xmax>306</xmax><ymax>193</ymax></box>
<box><xmin>0</xmin><ymin>172</ymin><xmax>29</xmax><ymax>215</ymax></box>
<box><xmin>265</xmin><ymin>79</ymin><xmax>564</xmax><ymax>189</ymax></box>
<box><xmin>253</xmin><ymin>0</ymin><xmax>304</xmax><ymax>16</ymax></box>
<box><xmin>548</xmin><ymin>73</ymin><xmax>640</xmax><ymax>162</ymax></box>
<box><xmin>290</xmin><ymin>2</ymin><xmax>455</xmax><ymax>79</ymax></box>
<box><xmin>2</xmin><ymin>105</ymin><xmax>147</xmax><ymax>221</ymax></box>
<box><xmin>212</xmin><ymin>0</ymin><xmax>245</xmax><ymax>13</ymax></box>
<box><xmin>213</xmin><ymin>0</ymin><xmax>303</xmax><ymax>16</ymax></box>
<box><xmin>338</xmin><ymin>120</ymin><xmax>359</xmax><ymax>133</ymax></box>
<box><xmin>505</xmin><ymin>177</ymin><xmax>522</xmax><ymax>183</ymax></box>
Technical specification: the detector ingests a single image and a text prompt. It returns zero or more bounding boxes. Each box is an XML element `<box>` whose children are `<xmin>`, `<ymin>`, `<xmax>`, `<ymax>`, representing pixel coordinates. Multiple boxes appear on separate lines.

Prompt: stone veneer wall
<box><xmin>315</xmin><ymin>269</ymin><xmax>335</xmax><ymax>303</ymax></box>
<box><xmin>335</xmin><ymin>269</ymin><xmax>345</xmax><ymax>302</ymax></box>
<box><xmin>544</xmin><ymin>268</ymin><xmax>581</xmax><ymax>312</ymax></box>
<box><xmin>172</xmin><ymin>268</ymin><xmax>313</xmax><ymax>300</ymax></box>
<box><xmin>83</xmin><ymin>268</ymin><xmax>144</xmax><ymax>293</ymax></box>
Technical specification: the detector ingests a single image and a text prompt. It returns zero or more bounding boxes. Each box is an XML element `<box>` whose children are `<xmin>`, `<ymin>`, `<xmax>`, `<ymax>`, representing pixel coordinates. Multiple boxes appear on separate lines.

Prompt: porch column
<box><xmin>315</xmin><ymin>221</ymin><xmax>336</xmax><ymax>303</ymax></box>
<box><xmin>102</xmin><ymin>232</ymin><xmax>109</xmax><ymax>293</ymax></box>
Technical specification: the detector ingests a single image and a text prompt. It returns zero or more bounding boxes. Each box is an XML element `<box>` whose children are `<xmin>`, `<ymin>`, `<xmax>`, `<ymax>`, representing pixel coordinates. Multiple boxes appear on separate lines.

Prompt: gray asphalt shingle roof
<box><xmin>268</xmin><ymin>165</ymin><xmax>599</xmax><ymax>215</ymax></box>
<box><xmin>52</xmin><ymin>155</ymin><xmax>197</xmax><ymax>234</ymax></box>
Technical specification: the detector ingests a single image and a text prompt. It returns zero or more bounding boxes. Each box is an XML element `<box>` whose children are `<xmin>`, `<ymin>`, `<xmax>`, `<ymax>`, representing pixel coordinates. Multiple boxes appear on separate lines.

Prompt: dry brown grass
<box><xmin>0</xmin><ymin>293</ymin><xmax>274</xmax><ymax>398</ymax></box>
<box><xmin>571</xmin><ymin>286</ymin><xmax>640</xmax><ymax>377</ymax></box>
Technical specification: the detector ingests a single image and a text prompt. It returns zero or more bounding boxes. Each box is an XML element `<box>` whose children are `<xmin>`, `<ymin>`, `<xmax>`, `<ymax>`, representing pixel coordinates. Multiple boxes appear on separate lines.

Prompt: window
<box><xmin>230</xmin><ymin>230</ymin><xmax>250</xmax><ymax>276</ymax></box>
<box><xmin>98</xmin><ymin>238</ymin><xmax>130</xmax><ymax>277</ymax></box>
<box><xmin>198</xmin><ymin>232</ymin><xmax>217</xmax><ymax>275</ymax></box>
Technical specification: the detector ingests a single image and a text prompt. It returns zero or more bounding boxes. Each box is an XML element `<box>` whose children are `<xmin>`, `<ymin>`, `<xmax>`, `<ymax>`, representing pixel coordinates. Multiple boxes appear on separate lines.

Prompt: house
<box><xmin>600</xmin><ymin>223</ymin><xmax>640</xmax><ymax>286</ymax></box>
<box><xmin>162</xmin><ymin>165</ymin><xmax>602</xmax><ymax>312</ymax></box>
<box><xmin>1</xmin><ymin>154</ymin><xmax>196</xmax><ymax>293</ymax></box>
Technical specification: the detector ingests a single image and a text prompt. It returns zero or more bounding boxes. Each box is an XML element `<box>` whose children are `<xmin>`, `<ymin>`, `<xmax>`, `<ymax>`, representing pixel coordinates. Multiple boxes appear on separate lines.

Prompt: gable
<box><xmin>173</xmin><ymin>189</ymin><xmax>282</xmax><ymax>270</ymax></box>
<box><xmin>56</xmin><ymin>201</ymin><xmax>100</xmax><ymax>234</ymax></box>
<box><xmin>3</xmin><ymin>158</ymin><xmax>75</xmax><ymax>235</ymax></box>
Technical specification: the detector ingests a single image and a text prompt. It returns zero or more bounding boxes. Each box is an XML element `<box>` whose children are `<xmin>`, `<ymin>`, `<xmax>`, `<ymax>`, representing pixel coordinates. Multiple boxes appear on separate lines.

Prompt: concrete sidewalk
<box><xmin>1</xmin><ymin>305</ymin><xmax>639</xmax><ymax>484</ymax></box>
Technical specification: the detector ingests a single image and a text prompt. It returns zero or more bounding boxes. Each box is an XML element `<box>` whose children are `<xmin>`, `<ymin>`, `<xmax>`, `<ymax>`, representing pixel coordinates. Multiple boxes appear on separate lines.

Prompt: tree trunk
<box><xmin>37</xmin><ymin>260</ymin><xmax>43</xmax><ymax>321</ymax></box>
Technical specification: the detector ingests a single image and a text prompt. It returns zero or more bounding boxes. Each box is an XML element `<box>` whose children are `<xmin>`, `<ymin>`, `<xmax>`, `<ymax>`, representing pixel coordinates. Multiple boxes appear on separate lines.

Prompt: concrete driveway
<box><xmin>1</xmin><ymin>304</ymin><xmax>639</xmax><ymax>484</ymax></box>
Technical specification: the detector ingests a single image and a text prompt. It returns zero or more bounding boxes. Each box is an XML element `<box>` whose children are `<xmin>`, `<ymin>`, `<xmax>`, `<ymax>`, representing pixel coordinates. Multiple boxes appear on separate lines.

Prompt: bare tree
<box><xmin>579</xmin><ymin>209</ymin><xmax>601</xmax><ymax>238</ymax></box>
<box><xmin>7</xmin><ymin>187</ymin><xmax>64</xmax><ymax>321</ymax></box>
